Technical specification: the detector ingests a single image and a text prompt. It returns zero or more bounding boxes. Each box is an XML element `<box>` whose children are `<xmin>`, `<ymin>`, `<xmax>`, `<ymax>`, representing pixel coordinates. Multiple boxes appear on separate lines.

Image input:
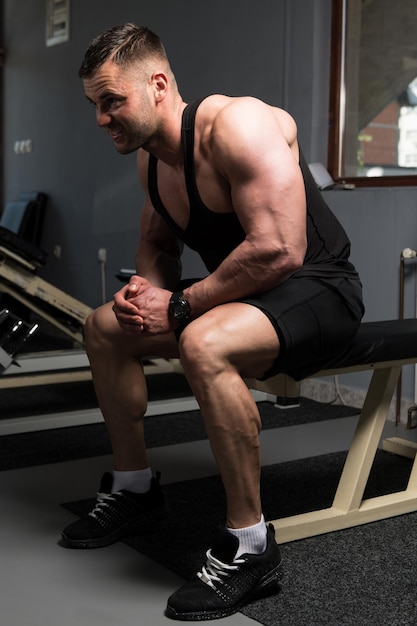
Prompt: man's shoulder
<box><xmin>200</xmin><ymin>95</ymin><xmax>294</xmax><ymax>135</ymax></box>
<box><xmin>196</xmin><ymin>96</ymin><xmax>273</xmax><ymax>148</ymax></box>
<box><xmin>197</xmin><ymin>96</ymin><xmax>297</xmax><ymax>157</ymax></box>
<box><xmin>199</xmin><ymin>94</ymin><xmax>274</xmax><ymax>122</ymax></box>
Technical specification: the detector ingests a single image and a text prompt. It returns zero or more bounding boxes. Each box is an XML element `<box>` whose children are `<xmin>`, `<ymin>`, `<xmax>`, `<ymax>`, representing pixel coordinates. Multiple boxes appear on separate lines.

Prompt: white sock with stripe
<box><xmin>226</xmin><ymin>515</ymin><xmax>267</xmax><ymax>558</ymax></box>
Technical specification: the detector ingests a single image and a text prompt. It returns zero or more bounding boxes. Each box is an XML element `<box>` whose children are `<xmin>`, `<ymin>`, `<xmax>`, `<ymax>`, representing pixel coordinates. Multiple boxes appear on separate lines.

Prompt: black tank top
<box><xmin>148</xmin><ymin>97</ymin><xmax>358</xmax><ymax>278</ymax></box>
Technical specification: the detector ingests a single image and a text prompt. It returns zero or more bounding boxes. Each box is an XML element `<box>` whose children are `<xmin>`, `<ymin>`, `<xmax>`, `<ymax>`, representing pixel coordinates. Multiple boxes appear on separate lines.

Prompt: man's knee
<box><xmin>179</xmin><ymin>321</ymin><xmax>224</xmax><ymax>377</ymax></box>
<box><xmin>84</xmin><ymin>303</ymin><xmax>114</xmax><ymax>352</ymax></box>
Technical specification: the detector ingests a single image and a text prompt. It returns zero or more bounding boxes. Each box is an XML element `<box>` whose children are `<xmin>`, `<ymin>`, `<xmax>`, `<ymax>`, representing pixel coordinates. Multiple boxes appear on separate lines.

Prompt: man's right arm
<box><xmin>135</xmin><ymin>198</ymin><xmax>183</xmax><ymax>291</ymax></box>
<box><xmin>112</xmin><ymin>151</ymin><xmax>182</xmax><ymax>334</ymax></box>
<box><xmin>113</xmin><ymin>204</ymin><xmax>182</xmax><ymax>335</ymax></box>
<box><xmin>135</xmin><ymin>149</ymin><xmax>183</xmax><ymax>290</ymax></box>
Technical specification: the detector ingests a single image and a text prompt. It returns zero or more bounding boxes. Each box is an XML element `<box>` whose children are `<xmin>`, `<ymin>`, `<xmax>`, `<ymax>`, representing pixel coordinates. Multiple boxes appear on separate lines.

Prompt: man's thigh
<box><xmin>180</xmin><ymin>302</ymin><xmax>281</xmax><ymax>379</ymax></box>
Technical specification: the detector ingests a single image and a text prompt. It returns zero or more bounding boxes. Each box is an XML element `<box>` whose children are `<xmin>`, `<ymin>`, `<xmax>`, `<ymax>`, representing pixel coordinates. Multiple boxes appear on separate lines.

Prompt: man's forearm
<box><xmin>183</xmin><ymin>241</ymin><xmax>303</xmax><ymax>318</ymax></box>
<box><xmin>135</xmin><ymin>241</ymin><xmax>182</xmax><ymax>290</ymax></box>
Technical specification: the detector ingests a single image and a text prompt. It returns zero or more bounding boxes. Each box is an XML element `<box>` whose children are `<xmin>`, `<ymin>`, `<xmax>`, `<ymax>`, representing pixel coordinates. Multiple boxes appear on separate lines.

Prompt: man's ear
<box><xmin>152</xmin><ymin>71</ymin><xmax>168</xmax><ymax>102</ymax></box>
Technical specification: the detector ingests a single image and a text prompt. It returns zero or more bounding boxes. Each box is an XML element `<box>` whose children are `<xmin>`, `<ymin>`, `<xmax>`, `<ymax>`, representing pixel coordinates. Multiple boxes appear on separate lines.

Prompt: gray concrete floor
<box><xmin>0</xmin><ymin>410</ymin><xmax>413</xmax><ymax>626</ymax></box>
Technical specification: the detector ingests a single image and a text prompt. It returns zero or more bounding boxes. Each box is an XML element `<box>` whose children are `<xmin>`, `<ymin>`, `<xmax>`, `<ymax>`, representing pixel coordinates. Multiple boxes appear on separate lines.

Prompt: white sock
<box><xmin>227</xmin><ymin>515</ymin><xmax>267</xmax><ymax>558</ymax></box>
<box><xmin>111</xmin><ymin>468</ymin><xmax>152</xmax><ymax>494</ymax></box>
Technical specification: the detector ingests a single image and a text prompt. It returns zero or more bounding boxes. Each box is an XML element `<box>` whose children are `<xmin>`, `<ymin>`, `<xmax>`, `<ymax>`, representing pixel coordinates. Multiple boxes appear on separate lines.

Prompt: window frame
<box><xmin>327</xmin><ymin>0</ymin><xmax>417</xmax><ymax>188</ymax></box>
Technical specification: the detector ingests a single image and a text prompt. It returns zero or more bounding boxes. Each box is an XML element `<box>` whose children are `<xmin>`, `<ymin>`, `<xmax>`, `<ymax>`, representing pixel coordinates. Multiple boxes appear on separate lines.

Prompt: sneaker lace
<box><xmin>197</xmin><ymin>549</ymin><xmax>245</xmax><ymax>589</ymax></box>
<box><xmin>88</xmin><ymin>490</ymin><xmax>119</xmax><ymax>520</ymax></box>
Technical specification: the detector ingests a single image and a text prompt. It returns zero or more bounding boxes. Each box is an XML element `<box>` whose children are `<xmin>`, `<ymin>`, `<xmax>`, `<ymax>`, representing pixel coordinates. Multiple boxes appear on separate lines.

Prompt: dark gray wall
<box><xmin>3</xmin><ymin>1</ymin><xmax>417</xmax><ymax>399</ymax></box>
<box><xmin>3</xmin><ymin>0</ymin><xmax>330</xmax><ymax>302</ymax></box>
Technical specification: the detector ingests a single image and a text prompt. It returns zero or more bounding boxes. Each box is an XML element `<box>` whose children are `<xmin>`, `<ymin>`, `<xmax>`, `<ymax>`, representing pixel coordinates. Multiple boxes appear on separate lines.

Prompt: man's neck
<box><xmin>144</xmin><ymin>99</ymin><xmax>188</xmax><ymax>168</ymax></box>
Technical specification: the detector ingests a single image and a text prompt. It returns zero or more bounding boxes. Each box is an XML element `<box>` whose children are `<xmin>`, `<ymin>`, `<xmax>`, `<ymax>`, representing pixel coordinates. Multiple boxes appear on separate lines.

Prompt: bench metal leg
<box><xmin>268</xmin><ymin>365</ymin><xmax>417</xmax><ymax>543</ymax></box>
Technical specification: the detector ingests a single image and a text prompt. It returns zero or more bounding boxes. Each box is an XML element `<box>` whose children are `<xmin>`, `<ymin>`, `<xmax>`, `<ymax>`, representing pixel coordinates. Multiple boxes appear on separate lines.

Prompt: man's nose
<box><xmin>96</xmin><ymin>107</ymin><xmax>111</xmax><ymax>127</ymax></box>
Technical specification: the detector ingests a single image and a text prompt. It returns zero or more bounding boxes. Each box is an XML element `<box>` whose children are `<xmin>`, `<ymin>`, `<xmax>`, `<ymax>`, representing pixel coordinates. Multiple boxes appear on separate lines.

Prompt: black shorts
<box><xmin>177</xmin><ymin>275</ymin><xmax>364</xmax><ymax>382</ymax></box>
<box><xmin>241</xmin><ymin>275</ymin><xmax>364</xmax><ymax>380</ymax></box>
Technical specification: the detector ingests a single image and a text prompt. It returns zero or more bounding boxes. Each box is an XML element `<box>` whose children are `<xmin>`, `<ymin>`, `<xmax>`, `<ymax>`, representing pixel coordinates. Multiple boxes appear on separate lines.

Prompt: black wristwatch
<box><xmin>168</xmin><ymin>291</ymin><xmax>191</xmax><ymax>323</ymax></box>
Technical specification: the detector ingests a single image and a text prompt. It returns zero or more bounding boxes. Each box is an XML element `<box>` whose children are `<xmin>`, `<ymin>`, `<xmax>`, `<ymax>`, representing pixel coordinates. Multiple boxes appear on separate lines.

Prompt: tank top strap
<box><xmin>181</xmin><ymin>97</ymin><xmax>208</xmax><ymax>205</ymax></box>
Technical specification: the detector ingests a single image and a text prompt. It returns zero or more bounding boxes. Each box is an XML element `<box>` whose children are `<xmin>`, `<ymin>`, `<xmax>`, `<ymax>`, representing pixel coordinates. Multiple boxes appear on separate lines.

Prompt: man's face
<box><xmin>83</xmin><ymin>59</ymin><xmax>156</xmax><ymax>154</ymax></box>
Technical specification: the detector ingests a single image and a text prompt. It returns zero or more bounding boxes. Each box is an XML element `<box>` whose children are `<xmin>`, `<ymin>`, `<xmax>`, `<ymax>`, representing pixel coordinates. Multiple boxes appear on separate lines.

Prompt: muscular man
<box><xmin>61</xmin><ymin>23</ymin><xmax>364</xmax><ymax>621</ymax></box>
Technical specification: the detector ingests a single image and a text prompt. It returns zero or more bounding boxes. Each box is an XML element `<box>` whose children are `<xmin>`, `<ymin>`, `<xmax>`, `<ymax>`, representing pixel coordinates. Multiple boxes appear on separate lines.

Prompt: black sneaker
<box><xmin>61</xmin><ymin>471</ymin><xmax>166</xmax><ymax>549</ymax></box>
<box><xmin>165</xmin><ymin>523</ymin><xmax>283</xmax><ymax>621</ymax></box>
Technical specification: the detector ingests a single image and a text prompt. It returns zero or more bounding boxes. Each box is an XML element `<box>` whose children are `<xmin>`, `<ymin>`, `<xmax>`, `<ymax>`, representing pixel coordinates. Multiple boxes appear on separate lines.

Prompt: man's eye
<box><xmin>107</xmin><ymin>98</ymin><xmax>121</xmax><ymax>109</ymax></box>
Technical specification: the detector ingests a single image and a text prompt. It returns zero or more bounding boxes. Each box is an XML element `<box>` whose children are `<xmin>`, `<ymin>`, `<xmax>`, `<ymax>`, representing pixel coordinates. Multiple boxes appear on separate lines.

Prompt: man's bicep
<box><xmin>213</xmin><ymin>102</ymin><xmax>306</xmax><ymax>243</ymax></box>
<box><xmin>230</xmin><ymin>149</ymin><xmax>307</xmax><ymax>259</ymax></box>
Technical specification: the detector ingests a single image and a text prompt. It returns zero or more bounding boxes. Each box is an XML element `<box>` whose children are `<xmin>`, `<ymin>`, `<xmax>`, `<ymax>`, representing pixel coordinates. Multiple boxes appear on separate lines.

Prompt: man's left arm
<box><xmin>183</xmin><ymin>99</ymin><xmax>307</xmax><ymax>318</ymax></box>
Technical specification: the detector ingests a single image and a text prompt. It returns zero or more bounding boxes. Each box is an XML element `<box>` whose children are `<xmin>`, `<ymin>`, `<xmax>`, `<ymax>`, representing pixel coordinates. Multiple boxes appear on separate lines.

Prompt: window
<box><xmin>328</xmin><ymin>0</ymin><xmax>417</xmax><ymax>186</ymax></box>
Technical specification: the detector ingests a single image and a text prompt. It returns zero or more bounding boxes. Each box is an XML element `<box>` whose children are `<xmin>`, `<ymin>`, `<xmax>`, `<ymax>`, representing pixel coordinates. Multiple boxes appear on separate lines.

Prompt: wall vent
<box><xmin>46</xmin><ymin>0</ymin><xmax>70</xmax><ymax>47</ymax></box>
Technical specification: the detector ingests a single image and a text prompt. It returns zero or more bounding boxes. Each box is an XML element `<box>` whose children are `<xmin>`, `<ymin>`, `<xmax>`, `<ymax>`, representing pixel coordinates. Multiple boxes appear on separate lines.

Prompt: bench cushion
<box><xmin>321</xmin><ymin>319</ymin><xmax>417</xmax><ymax>371</ymax></box>
<box><xmin>286</xmin><ymin>319</ymin><xmax>417</xmax><ymax>380</ymax></box>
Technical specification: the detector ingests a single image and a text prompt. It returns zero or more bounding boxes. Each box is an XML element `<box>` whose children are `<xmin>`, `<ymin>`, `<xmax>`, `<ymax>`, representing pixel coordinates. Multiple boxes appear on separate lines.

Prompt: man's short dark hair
<box><xmin>79</xmin><ymin>23</ymin><xmax>167</xmax><ymax>78</ymax></box>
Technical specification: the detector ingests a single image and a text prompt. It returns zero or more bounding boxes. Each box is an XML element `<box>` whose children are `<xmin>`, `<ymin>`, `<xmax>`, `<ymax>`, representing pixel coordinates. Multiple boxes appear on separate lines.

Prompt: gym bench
<box><xmin>247</xmin><ymin>319</ymin><xmax>417</xmax><ymax>543</ymax></box>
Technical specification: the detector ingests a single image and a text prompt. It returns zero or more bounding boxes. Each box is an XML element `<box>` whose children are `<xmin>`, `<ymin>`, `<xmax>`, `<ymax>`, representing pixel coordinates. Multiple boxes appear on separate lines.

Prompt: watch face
<box><xmin>172</xmin><ymin>307</ymin><xmax>186</xmax><ymax>320</ymax></box>
<box><xmin>169</xmin><ymin>293</ymin><xmax>191</xmax><ymax>321</ymax></box>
